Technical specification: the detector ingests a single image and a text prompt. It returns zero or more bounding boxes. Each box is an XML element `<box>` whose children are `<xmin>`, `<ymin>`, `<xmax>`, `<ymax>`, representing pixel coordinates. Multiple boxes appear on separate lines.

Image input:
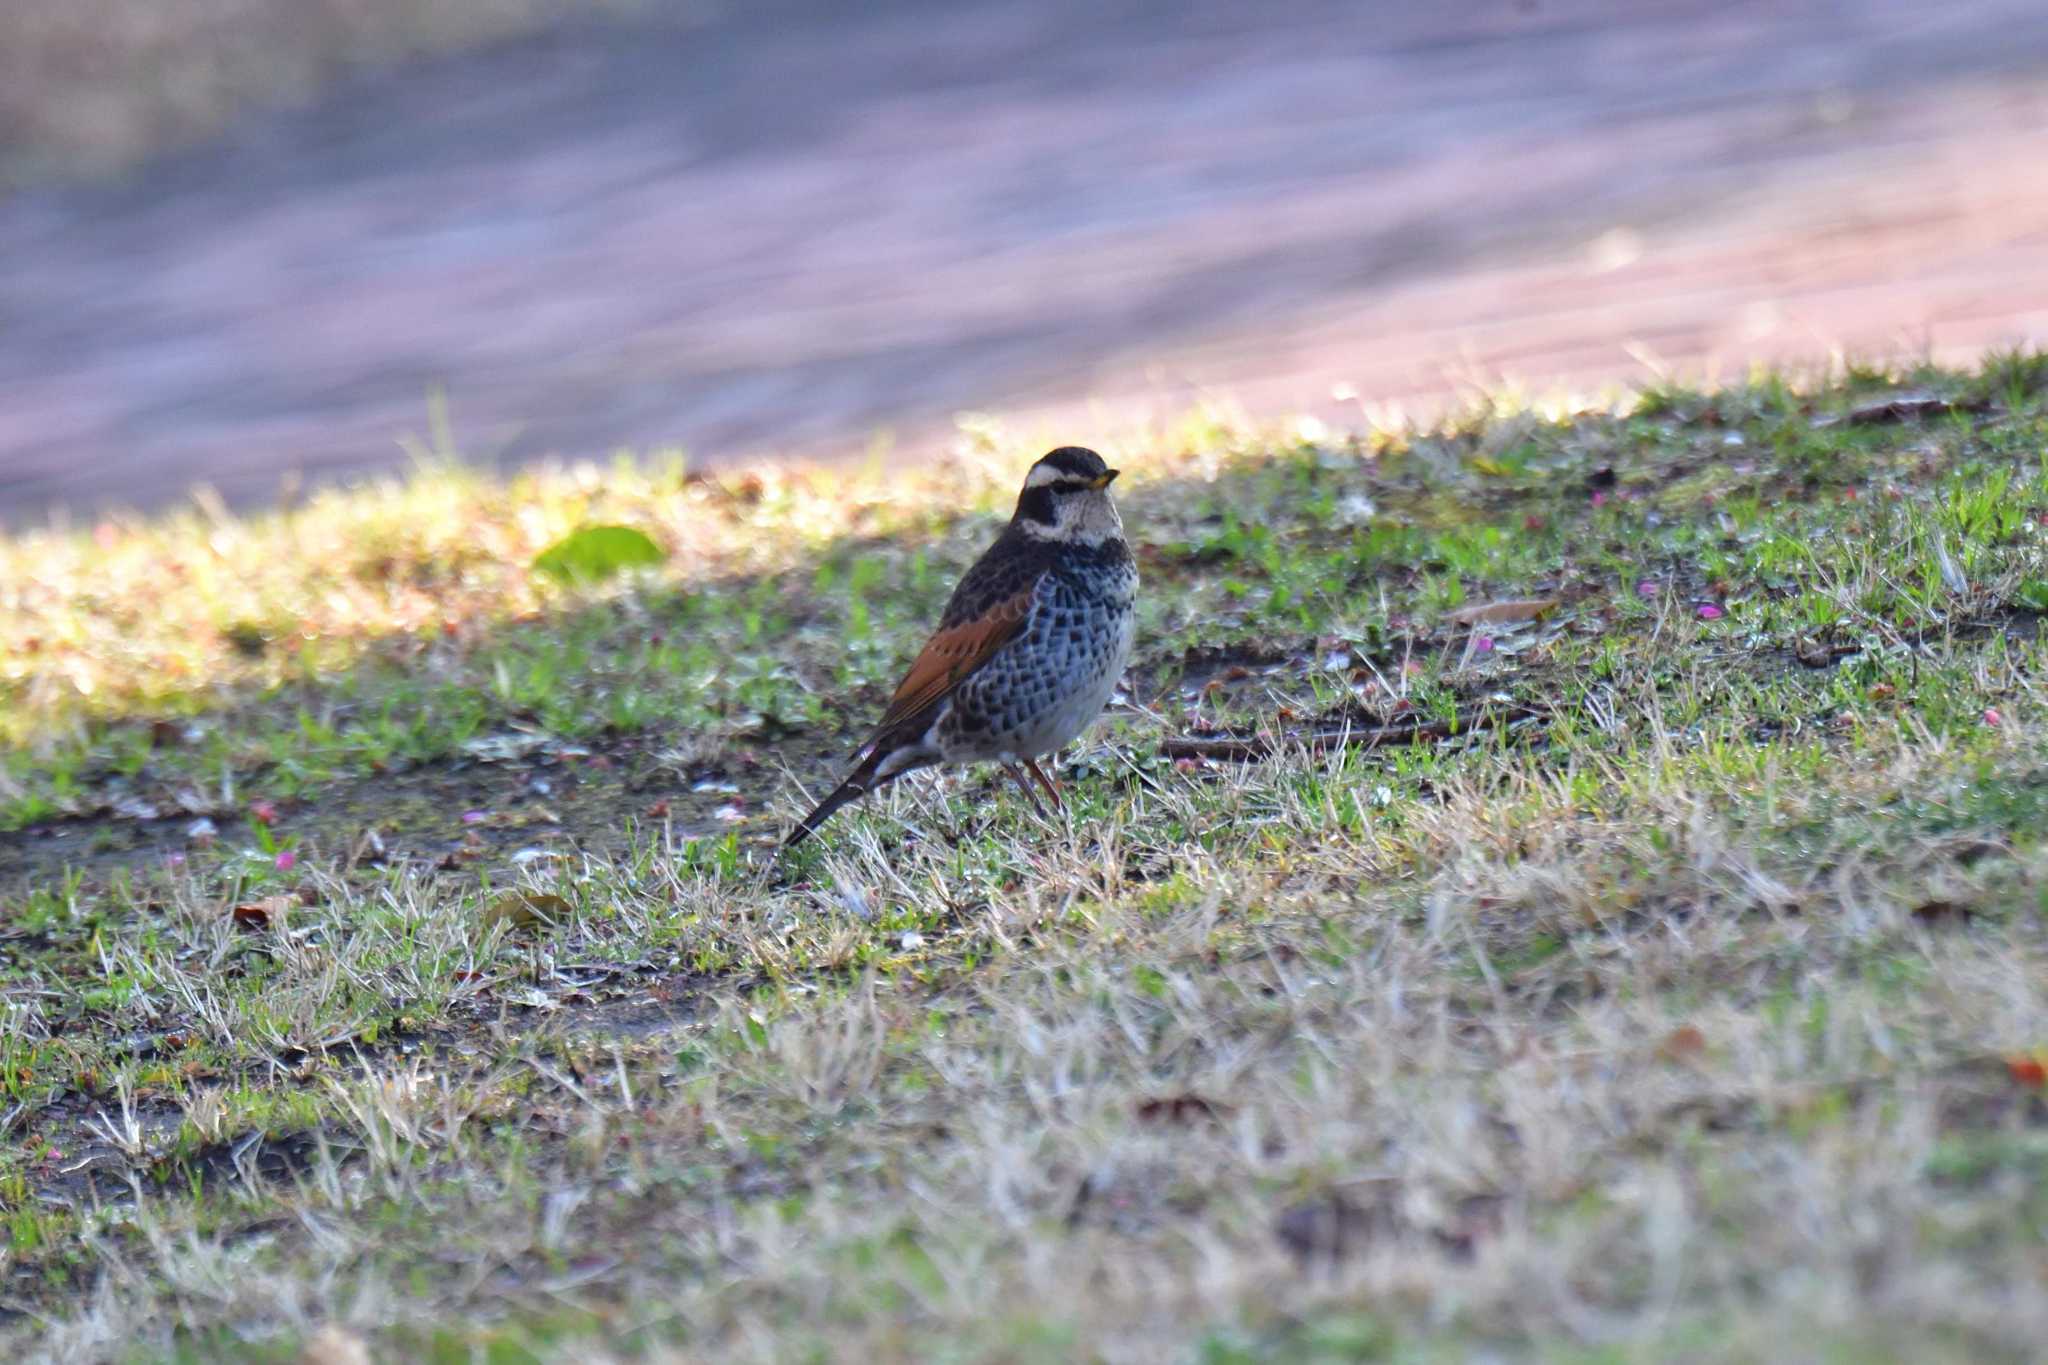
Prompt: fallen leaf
<box><xmin>1433</xmin><ymin>1192</ymin><xmax>1507</xmax><ymax>1263</ymax></box>
<box><xmin>2005</xmin><ymin>1053</ymin><xmax>2048</xmax><ymax>1088</ymax></box>
<box><xmin>1792</xmin><ymin>637</ymin><xmax>1863</xmax><ymax>669</ymax></box>
<box><xmin>1657</xmin><ymin>1024</ymin><xmax>1708</xmax><ymax>1061</ymax></box>
<box><xmin>533</xmin><ymin>525</ymin><xmax>666</xmax><ymax>584</ymax></box>
<box><xmin>509</xmin><ymin>986</ymin><xmax>562</xmax><ymax>1011</ymax></box>
<box><xmin>461</xmin><ymin>731</ymin><xmax>553</xmax><ymax>763</ymax></box>
<box><xmin>1911</xmin><ymin>900</ymin><xmax>1973</xmax><ymax>924</ymax></box>
<box><xmin>436</xmin><ymin>836</ymin><xmax>486</xmax><ymax>870</ymax></box>
<box><xmin>1813</xmin><ymin>391</ymin><xmax>1978</xmax><ymax>428</ymax></box>
<box><xmin>232</xmin><ymin>895</ymin><xmax>295</xmax><ymax>931</ymax></box>
<box><xmin>1135</xmin><ymin>1093</ymin><xmax>1228</xmax><ymax>1125</ymax></box>
<box><xmin>1445</xmin><ymin>597</ymin><xmax>1560</xmax><ymax>627</ymax></box>
<box><xmin>298</xmin><ymin>1324</ymin><xmax>373</xmax><ymax>1365</ymax></box>
<box><xmin>484</xmin><ymin>891</ymin><xmax>574</xmax><ymax>932</ymax></box>
<box><xmin>1275</xmin><ymin>1195</ymin><xmax>1378</xmax><ymax>1263</ymax></box>
<box><xmin>1938</xmin><ymin>836</ymin><xmax>2008</xmax><ymax>867</ymax></box>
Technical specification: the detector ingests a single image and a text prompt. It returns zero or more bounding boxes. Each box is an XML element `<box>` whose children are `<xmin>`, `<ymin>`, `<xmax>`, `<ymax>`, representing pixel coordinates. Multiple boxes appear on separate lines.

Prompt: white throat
<box><xmin>1021</xmin><ymin>494</ymin><xmax>1124</xmax><ymax>545</ymax></box>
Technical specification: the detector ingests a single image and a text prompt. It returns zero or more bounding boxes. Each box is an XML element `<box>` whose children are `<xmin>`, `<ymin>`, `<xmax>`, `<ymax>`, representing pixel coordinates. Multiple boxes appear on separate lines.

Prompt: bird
<box><xmin>782</xmin><ymin>445</ymin><xmax>1137</xmax><ymax>850</ymax></box>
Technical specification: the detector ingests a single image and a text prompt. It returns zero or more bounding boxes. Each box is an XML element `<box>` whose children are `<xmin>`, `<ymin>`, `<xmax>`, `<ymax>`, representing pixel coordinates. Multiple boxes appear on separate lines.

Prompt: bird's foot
<box><xmin>1022</xmin><ymin>756</ymin><xmax>1065</xmax><ymax>812</ymax></box>
<box><xmin>1002</xmin><ymin>763</ymin><xmax>1051</xmax><ymax>819</ymax></box>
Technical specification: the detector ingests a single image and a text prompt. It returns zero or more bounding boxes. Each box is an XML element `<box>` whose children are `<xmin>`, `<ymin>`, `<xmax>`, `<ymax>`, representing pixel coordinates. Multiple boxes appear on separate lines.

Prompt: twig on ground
<box><xmin>1161</xmin><ymin>705</ymin><xmax>1548</xmax><ymax>761</ymax></box>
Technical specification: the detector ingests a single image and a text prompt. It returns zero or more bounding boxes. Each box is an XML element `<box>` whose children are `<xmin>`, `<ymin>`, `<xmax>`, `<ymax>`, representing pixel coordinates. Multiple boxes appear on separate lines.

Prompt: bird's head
<box><xmin>1013</xmin><ymin>446</ymin><xmax>1123</xmax><ymax>544</ymax></box>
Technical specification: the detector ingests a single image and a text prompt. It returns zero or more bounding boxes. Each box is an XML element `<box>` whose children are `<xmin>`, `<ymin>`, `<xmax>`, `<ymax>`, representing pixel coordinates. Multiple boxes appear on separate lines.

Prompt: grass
<box><xmin>5</xmin><ymin>351</ymin><xmax>2048</xmax><ymax>1361</ymax></box>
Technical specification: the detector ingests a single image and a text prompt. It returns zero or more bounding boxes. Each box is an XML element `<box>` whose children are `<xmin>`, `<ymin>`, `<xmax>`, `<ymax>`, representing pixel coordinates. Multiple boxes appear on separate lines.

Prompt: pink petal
<box><xmin>1696</xmin><ymin>602</ymin><xmax>1725</xmax><ymax>620</ymax></box>
<box><xmin>1984</xmin><ymin>708</ymin><xmax>2003</xmax><ymax>728</ymax></box>
<box><xmin>1590</xmin><ymin>491</ymin><xmax>1608</xmax><ymax>508</ymax></box>
<box><xmin>274</xmin><ymin>850</ymin><xmax>296</xmax><ymax>870</ymax></box>
<box><xmin>1636</xmin><ymin>580</ymin><xmax>1660</xmax><ymax>599</ymax></box>
<box><xmin>1472</xmin><ymin>636</ymin><xmax>1495</xmax><ymax>654</ymax></box>
<box><xmin>462</xmin><ymin>810</ymin><xmax>489</xmax><ymax>824</ymax></box>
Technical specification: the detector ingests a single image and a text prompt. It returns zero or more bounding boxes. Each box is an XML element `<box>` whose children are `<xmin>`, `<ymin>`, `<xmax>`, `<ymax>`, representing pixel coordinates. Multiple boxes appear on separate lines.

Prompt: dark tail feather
<box><xmin>781</xmin><ymin>751</ymin><xmax>892</xmax><ymax>852</ymax></box>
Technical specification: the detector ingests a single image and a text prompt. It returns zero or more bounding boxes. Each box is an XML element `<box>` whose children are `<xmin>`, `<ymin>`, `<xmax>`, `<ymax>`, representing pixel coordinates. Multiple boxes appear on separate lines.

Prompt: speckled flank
<box><xmin>938</xmin><ymin>554</ymin><xmax>1138</xmax><ymax>763</ymax></box>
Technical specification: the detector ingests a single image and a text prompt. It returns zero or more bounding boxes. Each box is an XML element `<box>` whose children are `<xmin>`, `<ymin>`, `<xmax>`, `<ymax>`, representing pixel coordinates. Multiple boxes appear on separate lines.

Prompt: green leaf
<box><xmin>533</xmin><ymin>525</ymin><xmax>665</xmax><ymax>584</ymax></box>
<box><xmin>483</xmin><ymin>891</ymin><xmax>573</xmax><ymax>933</ymax></box>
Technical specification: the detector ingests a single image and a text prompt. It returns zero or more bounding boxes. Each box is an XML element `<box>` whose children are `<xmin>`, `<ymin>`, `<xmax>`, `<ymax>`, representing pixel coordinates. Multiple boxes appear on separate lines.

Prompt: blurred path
<box><xmin>3</xmin><ymin>0</ymin><xmax>2047</xmax><ymax>520</ymax></box>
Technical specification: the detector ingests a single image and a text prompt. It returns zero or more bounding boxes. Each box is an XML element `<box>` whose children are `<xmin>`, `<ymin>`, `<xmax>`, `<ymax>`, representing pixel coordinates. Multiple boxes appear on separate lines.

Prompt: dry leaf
<box><xmin>1909</xmin><ymin>899</ymin><xmax>1972</xmax><ymax>924</ymax></box>
<box><xmin>298</xmin><ymin>1325</ymin><xmax>373</xmax><ymax>1365</ymax></box>
<box><xmin>1135</xmin><ymin>1094</ymin><xmax>1228</xmax><ymax>1125</ymax></box>
<box><xmin>1445</xmin><ymin>597</ymin><xmax>1560</xmax><ymax>627</ymax></box>
<box><xmin>231</xmin><ymin>894</ymin><xmax>294</xmax><ymax>931</ymax></box>
<box><xmin>1657</xmin><ymin>1024</ymin><xmax>1708</xmax><ymax>1061</ymax></box>
<box><xmin>1814</xmin><ymin>391</ymin><xmax>1976</xmax><ymax>428</ymax></box>
<box><xmin>1274</xmin><ymin>1194</ymin><xmax>1378</xmax><ymax>1263</ymax></box>
<box><xmin>484</xmin><ymin>891</ymin><xmax>573</xmax><ymax>932</ymax></box>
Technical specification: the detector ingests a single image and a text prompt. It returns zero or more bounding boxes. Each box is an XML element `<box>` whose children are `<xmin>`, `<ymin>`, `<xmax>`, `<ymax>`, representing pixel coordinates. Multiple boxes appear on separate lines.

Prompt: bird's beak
<box><xmin>1090</xmin><ymin>470</ymin><xmax>1119</xmax><ymax>490</ymax></box>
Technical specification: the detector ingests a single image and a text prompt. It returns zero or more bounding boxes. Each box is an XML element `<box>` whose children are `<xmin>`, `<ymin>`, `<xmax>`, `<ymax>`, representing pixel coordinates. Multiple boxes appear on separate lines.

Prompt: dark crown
<box><xmin>1035</xmin><ymin>446</ymin><xmax>1109</xmax><ymax>480</ymax></box>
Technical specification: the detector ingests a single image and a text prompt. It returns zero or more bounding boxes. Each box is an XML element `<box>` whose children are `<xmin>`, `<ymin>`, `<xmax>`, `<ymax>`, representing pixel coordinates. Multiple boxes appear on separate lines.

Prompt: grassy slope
<box><xmin>4</xmin><ymin>355</ymin><xmax>2048</xmax><ymax>1361</ymax></box>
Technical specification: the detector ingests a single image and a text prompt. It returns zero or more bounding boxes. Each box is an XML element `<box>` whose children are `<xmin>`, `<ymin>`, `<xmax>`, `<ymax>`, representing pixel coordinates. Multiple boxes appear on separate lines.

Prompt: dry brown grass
<box><xmin>23</xmin><ymin>721</ymin><xmax>2048</xmax><ymax>1361</ymax></box>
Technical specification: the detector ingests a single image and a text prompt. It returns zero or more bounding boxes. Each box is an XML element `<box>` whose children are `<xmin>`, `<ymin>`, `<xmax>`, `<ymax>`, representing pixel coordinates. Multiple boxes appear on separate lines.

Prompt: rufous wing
<box><xmin>871</xmin><ymin>578</ymin><xmax>1041</xmax><ymax>737</ymax></box>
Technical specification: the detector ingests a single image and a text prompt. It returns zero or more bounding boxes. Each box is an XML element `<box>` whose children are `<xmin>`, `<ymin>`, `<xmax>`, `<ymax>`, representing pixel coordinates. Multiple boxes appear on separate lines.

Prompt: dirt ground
<box><xmin>3</xmin><ymin>0</ymin><xmax>2047</xmax><ymax>522</ymax></box>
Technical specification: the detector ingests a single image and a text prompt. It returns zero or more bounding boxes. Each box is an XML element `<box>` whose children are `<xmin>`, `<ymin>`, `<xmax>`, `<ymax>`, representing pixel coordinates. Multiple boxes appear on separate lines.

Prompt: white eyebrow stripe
<box><xmin>1023</xmin><ymin>462</ymin><xmax>1066</xmax><ymax>488</ymax></box>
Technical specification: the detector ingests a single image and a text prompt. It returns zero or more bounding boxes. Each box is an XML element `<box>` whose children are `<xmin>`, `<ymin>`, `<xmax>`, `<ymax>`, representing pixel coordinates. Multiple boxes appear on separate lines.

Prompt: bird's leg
<box><xmin>1022</xmin><ymin>756</ymin><xmax>1064</xmax><ymax>812</ymax></box>
<box><xmin>1003</xmin><ymin>763</ymin><xmax>1050</xmax><ymax>818</ymax></box>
